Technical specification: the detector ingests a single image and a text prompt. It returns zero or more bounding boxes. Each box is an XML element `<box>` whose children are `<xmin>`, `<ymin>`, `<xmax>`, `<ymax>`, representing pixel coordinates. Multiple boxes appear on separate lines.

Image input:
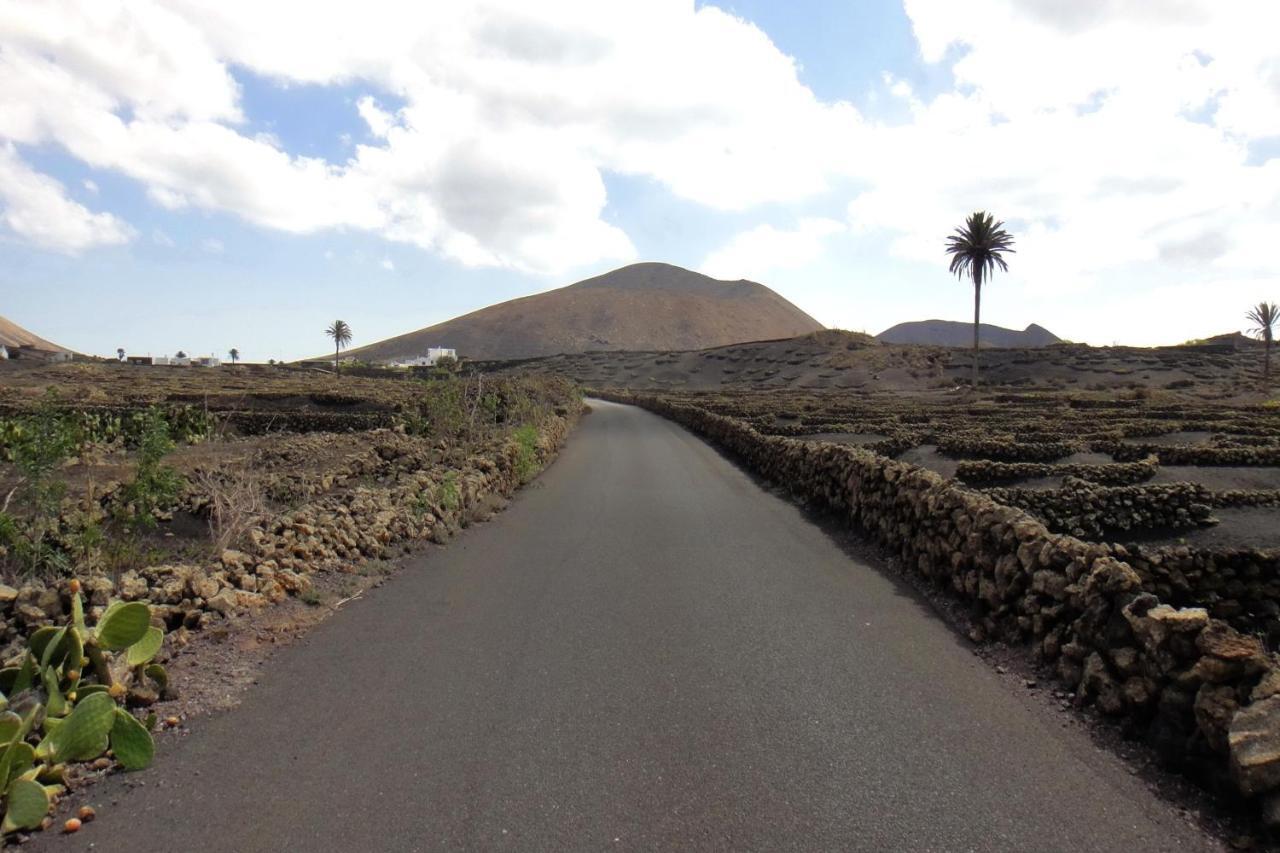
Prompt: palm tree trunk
<box><xmin>972</xmin><ymin>280</ymin><xmax>981</xmax><ymax>387</ymax></box>
<box><xmin>334</xmin><ymin>343</ymin><xmax>339</xmax><ymax>373</ymax></box>
<box><xmin>1266</xmin><ymin>337</ymin><xmax>1272</xmax><ymax>385</ymax></box>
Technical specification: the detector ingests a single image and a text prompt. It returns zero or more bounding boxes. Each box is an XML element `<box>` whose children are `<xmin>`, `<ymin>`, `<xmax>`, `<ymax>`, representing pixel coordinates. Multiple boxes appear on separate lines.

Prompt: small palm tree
<box><xmin>325</xmin><ymin>320</ymin><xmax>352</xmax><ymax>371</ymax></box>
<box><xmin>228</xmin><ymin>348</ymin><xmax>240</xmax><ymax>364</ymax></box>
<box><xmin>116</xmin><ymin>347</ymin><xmax>125</xmax><ymax>361</ymax></box>
<box><xmin>946</xmin><ymin>211</ymin><xmax>1016</xmax><ymax>387</ymax></box>
<box><xmin>175</xmin><ymin>350</ymin><xmax>188</xmax><ymax>359</ymax></box>
<box><xmin>1247</xmin><ymin>302</ymin><xmax>1279</xmax><ymax>385</ymax></box>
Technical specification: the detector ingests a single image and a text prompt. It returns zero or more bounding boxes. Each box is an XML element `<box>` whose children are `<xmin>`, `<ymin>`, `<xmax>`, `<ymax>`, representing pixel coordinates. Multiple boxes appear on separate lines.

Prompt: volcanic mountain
<box><xmin>343</xmin><ymin>262</ymin><xmax>824</xmax><ymax>362</ymax></box>
<box><xmin>0</xmin><ymin>314</ymin><xmax>70</xmax><ymax>352</ymax></box>
<box><xmin>876</xmin><ymin>319</ymin><xmax>1062</xmax><ymax>348</ymax></box>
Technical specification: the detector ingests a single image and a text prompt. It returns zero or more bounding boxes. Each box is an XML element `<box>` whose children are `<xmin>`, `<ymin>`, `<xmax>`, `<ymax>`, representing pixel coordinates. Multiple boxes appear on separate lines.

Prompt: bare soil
<box><xmin>490</xmin><ymin>329</ymin><xmax>1274</xmax><ymax>399</ymax></box>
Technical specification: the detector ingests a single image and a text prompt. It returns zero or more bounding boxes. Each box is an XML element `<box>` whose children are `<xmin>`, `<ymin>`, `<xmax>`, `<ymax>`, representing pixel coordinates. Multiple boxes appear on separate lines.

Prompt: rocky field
<box><xmin>485</xmin><ymin>328</ymin><xmax>1267</xmax><ymax>397</ymax></box>
<box><xmin>0</xmin><ymin>360</ymin><xmax>581</xmax><ymax>839</ymax></box>
<box><xmin>598</xmin><ymin>385</ymin><xmax>1280</xmax><ymax>834</ymax></box>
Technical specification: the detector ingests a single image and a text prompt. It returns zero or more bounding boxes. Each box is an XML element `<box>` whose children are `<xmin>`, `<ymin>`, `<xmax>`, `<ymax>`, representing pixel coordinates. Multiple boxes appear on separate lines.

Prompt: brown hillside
<box><xmin>488</xmin><ymin>329</ymin><xmax>1266</xmax><ymax>396</ymax></box>
<box><xmin>342</xmin><ymin>262</ymin><xmax>824</xmax><ymax>362</ymax></box>
<box><xmin>0</xmin><ymin>314</ymin><xmax>69</xmax><ymax>352</ymax></box>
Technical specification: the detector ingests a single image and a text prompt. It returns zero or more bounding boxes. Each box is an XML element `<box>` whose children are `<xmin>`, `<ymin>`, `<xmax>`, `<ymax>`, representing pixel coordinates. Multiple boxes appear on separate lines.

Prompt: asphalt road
<box><xmin>42</xmin><ymin>400</ymin><xmax>1215</xmax><ymax>852</ymax></box>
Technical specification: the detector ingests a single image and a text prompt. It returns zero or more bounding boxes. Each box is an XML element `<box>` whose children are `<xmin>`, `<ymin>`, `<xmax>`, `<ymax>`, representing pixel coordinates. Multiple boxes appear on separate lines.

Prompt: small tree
<box><xmin>325</xmin><ymin>320</ymin><xmax>352</xmax><ymax>371</ymax></box>
<box><xmin>1247</xmin><ymin>302</ymin><xmax>1279</xmax><ymax>385</ymax></box>
<box><xmin>946</xmin><ymin>211</ymin><xmax>1016</xmax><ymax>387</ymax></box>
<box><xmin>0</xmin><ymin>392</ymin><xmax>77</xmax><ymax>574</ymax></box>
<box><xmin>116</xmin><ymin>348</ymin><xmax>126</xmax><ymax>362</ymax></box>
<box><xmin>175</xmin><ymin>350</ymin><xmax>187</xmax><ymax>360</ymax></box>
<box><xmin>228</xmin><ymin>348</ymin><xmax>240</xmax><ymax>364</ymax></box>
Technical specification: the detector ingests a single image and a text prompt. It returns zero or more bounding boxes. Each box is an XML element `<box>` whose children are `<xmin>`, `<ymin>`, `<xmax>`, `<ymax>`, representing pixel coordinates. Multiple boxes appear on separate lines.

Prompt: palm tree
<box><xmin>116</xmin><ymin>348</ymin><xmax>125</xmax><ymax>362</ymax></box>
<box><xmin>946</xmin><ymin>211</ymin><xmax>1016</xmax><ymax>387</ymax></box>
<box><xmin>1247</xmin><ymin>302</ymin><xmax>1279</xmax><ymax>385</ymax></box>
<box><xmin>325</xmin><ymin>320</ymin><xmax>352</xmax><ymax>371</ymax></box>
<box><xmin>228</xmin><ymin>348</ymin><xmax>240</xmax><ymax>364</ymax></box>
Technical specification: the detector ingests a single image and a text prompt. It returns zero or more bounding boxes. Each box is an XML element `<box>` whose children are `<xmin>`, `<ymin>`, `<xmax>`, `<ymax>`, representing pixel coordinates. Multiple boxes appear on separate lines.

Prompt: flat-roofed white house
<box><xmin>390</xmin><ymin>347</ymin><xmax>457</xmax><ymax>368</ymax></box>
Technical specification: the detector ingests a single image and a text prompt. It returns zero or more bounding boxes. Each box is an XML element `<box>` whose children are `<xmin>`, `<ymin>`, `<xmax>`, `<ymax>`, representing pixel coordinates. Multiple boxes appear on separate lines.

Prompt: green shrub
<box><xmin>115</xmin><ymin>408</ymin><xmax>183</xmax><ymax>531</ymax></box>
<box><xmin>513</xmin><ymin>424</ymin><xmax>539</xmax><ymax>483</ymax></box>
<box><xmin>438</xmin><ymin>472</ymin><xmax>460</xmax><ymax>512</ymax></box>
<box><xmin>1</xmin><ymin>394</ymin><xmax>77</xmax><ymax>576</ymax></box>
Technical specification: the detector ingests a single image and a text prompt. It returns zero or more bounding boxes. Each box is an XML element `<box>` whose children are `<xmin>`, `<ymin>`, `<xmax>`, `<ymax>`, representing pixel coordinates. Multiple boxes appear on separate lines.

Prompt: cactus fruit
<box><xmin>77</xmin><ymin>805</ymin><xmax>95</xmax><ymax>822</ymax></box>
<box><xmin>63</xmin><ymin>817</ymin><xmax>81</xmax><ymax>833</ymax></box>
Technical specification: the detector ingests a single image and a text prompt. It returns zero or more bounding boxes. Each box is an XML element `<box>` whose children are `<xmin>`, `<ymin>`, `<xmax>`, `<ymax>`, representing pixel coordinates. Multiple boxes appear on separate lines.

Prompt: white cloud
<box><xmin>356</xmin><ymin>96</ymin><xmax>396</xmax><ymax>139</ymax></box>
<box><xmin>82</xmin><ymin>178</ymin><xmax>97</xmax><ymax>193</ymax></box>
<box><xmin>201</xmin><ymin>237</ymin><xmax>224</xmax><ymax>253</ymax></box>
<box><xmin>834</xmin><ymin>0</ymin><xmax>1280</xmax><ymax>341</ymax></box>
<box><xmin>701</xmin><ymin>218</ymin><xmax>845</xmax><ymax>281</ymax></box>
<box><xmin>0</xmin><ymin>143</ymin><xmax>132</xmax><ymax>252</ymax></box>
<box><xmin>380</xmin><ymin>256</ymin><xmax>394</xmax><ymax>271</ymax></box>
<box><xmin>0</xmin><ymin>0</ymin><xmax>868</xmax><ymax>274</ymax></box>
<box><xmin>2</xmin><ymin>0</ymin><xmax>1278</xmax><ymax>322</ymax></box>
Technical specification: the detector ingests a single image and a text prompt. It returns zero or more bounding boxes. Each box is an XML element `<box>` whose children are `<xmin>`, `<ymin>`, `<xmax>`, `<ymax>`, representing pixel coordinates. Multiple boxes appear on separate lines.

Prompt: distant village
<box><xmin>0</xmin><ymin>341</ymin><xmax>458</xmax><ymax>369</ymax></box>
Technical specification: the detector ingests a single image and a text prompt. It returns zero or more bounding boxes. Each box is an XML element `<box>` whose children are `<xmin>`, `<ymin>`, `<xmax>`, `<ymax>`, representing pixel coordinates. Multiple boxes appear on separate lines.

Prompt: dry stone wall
<box><xmin>601</xmin><ymin>391</ymin><xmax>1280</xmax><ymax>820</ymax></box>
<box><xmin>0</xmin><ymin>408</ymin><xmax>579</xmax><ymax>658</ymax></box>
<box><xmin>984</xmin><ymin>480</ymin><xmax>1217</xmax><ymax>538</ymax></box>
<box><xmin>1118</xmin><ymin>545</ymin><xmax>1280</xmax><ymax>638</ymax></box>
<box><xmin>935</xmin><ymin>436</ymin><xmax>1078</xmax><ymax>462</ymax></box>
<box><xmin>957</xmin><ymin>455</ymin><xmax>1159</xmax><ymax>486</ymax></box>
<box><xmin>1109</xmin><ymin>442</ymin><xmax>1280</xmax><ymax>466</ymax></box>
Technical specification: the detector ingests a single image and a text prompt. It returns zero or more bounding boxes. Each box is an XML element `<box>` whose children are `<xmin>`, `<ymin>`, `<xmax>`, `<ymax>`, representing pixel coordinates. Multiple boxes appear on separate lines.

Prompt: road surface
<box><xmin>42</xmin><ymin>400</ymin><xmax>1214</xmax><ymax>852</ymax></box>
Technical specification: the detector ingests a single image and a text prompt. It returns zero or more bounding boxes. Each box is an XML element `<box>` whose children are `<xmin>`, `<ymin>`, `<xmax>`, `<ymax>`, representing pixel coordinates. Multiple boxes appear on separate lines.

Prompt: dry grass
<box><xmin>194</xmin><ymin>465</ymin><xmax>270</xmax><ymax>555</ymax></box>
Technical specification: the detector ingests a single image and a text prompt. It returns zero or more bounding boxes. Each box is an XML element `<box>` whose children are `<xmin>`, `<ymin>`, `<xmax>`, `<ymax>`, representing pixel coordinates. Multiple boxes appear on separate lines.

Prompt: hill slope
<box><xmin>492</xmin><ymin>329</ymin><xmax>1252</xmax><ymax>395</ymax></box>
<box><xmin>0</xmin><ymin>315</ymin><xmax>69</xmax><ymax>352</ymax></box>
<box><xmin>343</xmin><ymin>263</ymin><xmax>824</xmax><ymax>362</ymax></box>
<box><xmin>877</xmin><ymin>320</ymin><xmax>1061</xmax><ymax>348</ymax></box>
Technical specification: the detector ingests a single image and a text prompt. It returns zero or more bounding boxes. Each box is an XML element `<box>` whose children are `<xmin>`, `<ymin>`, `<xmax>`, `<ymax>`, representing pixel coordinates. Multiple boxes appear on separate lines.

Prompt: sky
<box><xmin>2</xmin><ymin>0</ymin><xmax>1280</xmax><ymax>362</ymax></box>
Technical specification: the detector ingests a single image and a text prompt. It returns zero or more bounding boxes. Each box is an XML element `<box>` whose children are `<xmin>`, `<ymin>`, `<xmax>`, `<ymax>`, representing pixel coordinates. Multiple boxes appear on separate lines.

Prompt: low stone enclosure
<box><xmin>600</xmin><ymin>390</ymin><xmax>1280</xmax><ymax>824</ymax></box>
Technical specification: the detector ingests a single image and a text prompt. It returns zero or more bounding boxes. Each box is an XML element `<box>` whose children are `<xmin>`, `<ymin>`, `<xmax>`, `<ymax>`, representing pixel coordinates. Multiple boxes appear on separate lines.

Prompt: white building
<box><xmin>194</xmin><ymin>356</ymin><xmax>221</xmax><ymax>367</ymax></box>
<box><xmin>390</xmin><ymin>347</ymin><xmax>457</xmax><ymax>367</ymax></box>
<box><xmin>0</xmin><ymin>345</ymin><xmax>8</xmax><ymax>360</ymax></box>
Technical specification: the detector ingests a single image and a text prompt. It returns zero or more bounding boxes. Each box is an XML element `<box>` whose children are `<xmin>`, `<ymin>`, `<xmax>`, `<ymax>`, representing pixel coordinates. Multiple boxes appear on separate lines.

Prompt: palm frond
<box><xmin>325</xmin><ymin>320</ymin><xmax>353</xmax><ymax>349</ymax></box>
<box><xmin>1247</xmin><ymin>302</ymin><xmax>1279</xmax><ymax>341</ymax></box>
<box><xmin>945</xmin><ymin>211</ymin><xmax>1016</xmax><ymax>288</ymax></box>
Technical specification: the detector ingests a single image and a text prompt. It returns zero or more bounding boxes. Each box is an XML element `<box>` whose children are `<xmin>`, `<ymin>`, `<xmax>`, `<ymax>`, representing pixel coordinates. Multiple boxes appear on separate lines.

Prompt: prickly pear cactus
<box><xmin>0</xmin><ymin>582</ymin><xmax>165</xmax><ymax>835</ymax></box>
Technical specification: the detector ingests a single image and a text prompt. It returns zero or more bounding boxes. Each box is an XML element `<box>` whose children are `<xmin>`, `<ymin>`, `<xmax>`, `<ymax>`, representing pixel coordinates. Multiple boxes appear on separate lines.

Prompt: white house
<box><xmin>0</xmin><ymin>345</ymin><xmax>8</xmax><ymax>360</ymax></box>
<box><xmin>194</xmin><ymin>356</ymin><xmax>221</xmax><ymax>367</ymax></box>
<box><xmin>390</xmin><ymin>347</ymin><xmax>457</xmax><ymax>367</ymax></box>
